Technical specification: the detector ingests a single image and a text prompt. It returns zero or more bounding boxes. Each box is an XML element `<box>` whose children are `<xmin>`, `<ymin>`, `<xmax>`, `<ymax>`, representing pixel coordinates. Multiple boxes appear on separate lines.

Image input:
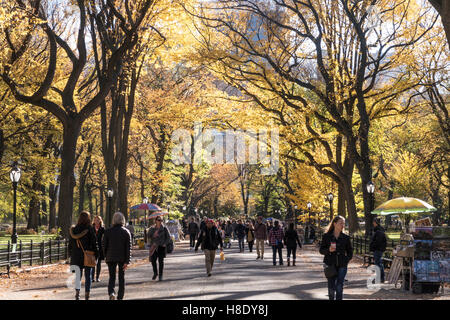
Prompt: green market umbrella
<box><xmin>371</xmin><ymin>197</ymin><xmax>437</xmax><ymax>216</ymax></box>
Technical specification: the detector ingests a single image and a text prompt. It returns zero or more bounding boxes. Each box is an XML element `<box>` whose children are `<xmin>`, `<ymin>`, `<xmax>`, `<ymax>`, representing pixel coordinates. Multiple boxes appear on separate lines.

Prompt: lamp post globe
<box><xmin>327</xmin><ymin>193</ymin><xmax>334</xmax><ymax>221</ymax></box>
<box><xmin>307</xmin><ymin>202</ymin><xmax>312</xmax><ymax>225</ymax></box>
<box><xmin>10</xmin><ymin>165</ymin><xmax>21</xmax><ymax>245</ymax></box>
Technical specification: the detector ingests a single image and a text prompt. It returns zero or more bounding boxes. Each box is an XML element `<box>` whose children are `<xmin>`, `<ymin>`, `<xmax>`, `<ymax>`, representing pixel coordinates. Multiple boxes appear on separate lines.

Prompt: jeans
<box><xmin>327</xmin><ymin>266</ymin><xmax>347</xmax><ymax>300</ymax></box>
<box><xmin>373</xmin><ymin>250</ymin><xmax>385</xmax><ymax>282</ymax></box>
<box><xmin>107</xmin><ymin>262</ymin><xmax>125</xmax><ymax>300</ymax></box>
<box><xmin>238</xmin><ymin>238</ymin><xmax>245</xmax><ymax>251</ymax></box>
<box><xmin>73</xmin><ymin>266</ymin><xmax>92</xmax><ymax>292</ymax></box>
<box><xmin>248</xmin><ymin>240</ymin><xmax>254</xmax><ymax>252</ymax></box>
<box><xmin>151</xmin><ymin>246</ymin><xmax>165</xmax><ymax>277</ymax></box>
<box><xmin>190</xmin><ymin>233</ymin><xmax>197</xmax><ymax>248</ymax></box>
<box><xmin>272</xmin><ymin>245</ymin><xmax>283</xmax><ymax>265</ymax></box>
<box><xmin>286</xmin><ymin>246</ymin><xmax>297</xmax><ymax>260</ymax></box>
<box><xmin>91</xmin><ymin>259</ymin><xmax>102</xmax><ymax>281</ymax></box>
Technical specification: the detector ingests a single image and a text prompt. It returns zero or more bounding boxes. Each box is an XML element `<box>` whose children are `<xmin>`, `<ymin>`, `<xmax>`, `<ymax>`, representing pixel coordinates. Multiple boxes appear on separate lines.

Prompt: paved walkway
<box><xmin>0</xmin><ymin>241</ymin><xmax>449</xmax><ymax>300</ymax></box>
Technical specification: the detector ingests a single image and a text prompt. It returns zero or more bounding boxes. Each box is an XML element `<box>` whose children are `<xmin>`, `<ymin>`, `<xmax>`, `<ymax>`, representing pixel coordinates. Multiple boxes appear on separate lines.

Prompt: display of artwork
<box><xmin>438</xmin><ymin>260</ymin><xmax>450</xmax><ymax>282</ymax></box>
<box><xmin>414</xmin><ymin>260</ymin><xmax>441</xmax><ymax>282</ymax></box>
<box><xmin>432</xmin><ymin>239</ymin><xmax>450</xmax><ymax>251</ymax></box>
<box><xmin>432</xmin><ymin>227</ymin><xmax>450</xmax><ymax>239</ymax></box>
<box><xmin>413</xmin><ymin>227</ymin><xmax>433</xmax><ymax>240</ymax></box>
<box><xmin>415</xmin><ymin>240</ymin><xmax>432</xmax><ymax>260</ymax></box>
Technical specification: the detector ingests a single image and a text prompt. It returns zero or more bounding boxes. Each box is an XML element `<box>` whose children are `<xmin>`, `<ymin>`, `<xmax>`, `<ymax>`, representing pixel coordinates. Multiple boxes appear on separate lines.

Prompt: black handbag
<box><xmin>324</xmin><ymin>264</ymin><xmax>338</xmax><ymax>278</ymax></box>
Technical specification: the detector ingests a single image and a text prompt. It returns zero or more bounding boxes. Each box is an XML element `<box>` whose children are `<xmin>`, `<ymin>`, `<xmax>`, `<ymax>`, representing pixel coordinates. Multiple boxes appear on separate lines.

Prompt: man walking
<box><xmin>195</xmin><ymin>219</ymin><xmax>224</xmax><ymax>276</ymax></box>
<box><xmin>254</xmin><ymin>216</ymin><xmax>268</xmax><ymax>259</ymax></box>
<box><xmin>370</xmin><ymin>218</ymin><xmax>387</xmax><ymax>283</ymax></box>
<box><xmin>235</xmin><ymin>219</ymin><xmax>246</xmax><ymax>252</ymax></box>
<box><xmin>269</xmin><ymin>220</ymin><xmax>284</xmax><ymax>266</ymax></box>
<box><xmin>188</xmin><ymin>217</ymin><xmax>200</xmax><ymax>250</ymax></box>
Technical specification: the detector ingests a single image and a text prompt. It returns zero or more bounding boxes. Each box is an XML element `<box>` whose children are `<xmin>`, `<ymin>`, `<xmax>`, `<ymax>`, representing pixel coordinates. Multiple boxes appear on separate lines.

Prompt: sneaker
<box><xmin>256</xmin><ymin>256</ymin><xmax>260</xmax><ymax>260</ymax></box>
<box><xmin>109</xmin><ymin>294</ymin><xmax>116</xmax><ymax>300</ymax></box>
<box><xmin>152</xmin><ymin>274</ymin><xmax>158</xmax><ymax>280</ymax></box>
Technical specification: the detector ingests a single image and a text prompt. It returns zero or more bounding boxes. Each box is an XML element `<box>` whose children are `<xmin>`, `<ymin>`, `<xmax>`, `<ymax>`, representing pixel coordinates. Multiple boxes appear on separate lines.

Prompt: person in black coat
<box><xmin>195</xmin><ymin>219</ymin><xmax>223</xmax><ymax>276</ymax></box>
<box><xmin>284</xmin><ymin>223</ymin><xmax>302</xmax><ymax>266</ymax></box>
<box><xmin>103</xmin><ymin>212</ymin><xmax>132</xmax><ymax>300</ymax></box>
<box><xmin>188</xmin><ymin>217</ymin><xmax>200</xmax><ymax>249</ymax></box>
<box><xmin>68</xmin><ymin>211</ymin><xmax>99</xmax><ymax>300</ymax></box>
<box><xmin>370</xmin><ymin>218</ymin><xmax>387</xmax><ymax>282</ymax></box>
<box><xmin>319</xmin><ymin>216</ymin><xmax>353</xmax><ymax>300</ymax></box>
<box><xmin>235</xmin><ymin>220</ymin><xmax>246</xmax><ymax>252</ymax></box>
<box><xmin>92</xmin><ymin>215</ymin><xmax>105</xmax><ymax>282</ymax></box>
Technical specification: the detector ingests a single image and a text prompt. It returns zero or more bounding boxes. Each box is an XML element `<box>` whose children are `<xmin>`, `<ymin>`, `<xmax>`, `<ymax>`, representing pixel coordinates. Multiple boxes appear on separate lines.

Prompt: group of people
<box><xmin>68</xmin><ymin>210</ymin><xmax>171</xmax><ymax>301</ymax></box>
<box><xmin>68</xmin><ymin>210</ymin><xmax>385</xmax><ymax>301</ymax></box>
<box><xmin>186</xmin><ymin>216</ymin><xmax>304</xmax><ymax>270</ymax></box>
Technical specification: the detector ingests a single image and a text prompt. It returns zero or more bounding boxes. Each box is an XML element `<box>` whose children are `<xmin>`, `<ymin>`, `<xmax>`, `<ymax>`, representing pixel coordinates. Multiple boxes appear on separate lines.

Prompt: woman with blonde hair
<box><xmin>319</xmin><ymin>215</ymin><xmax>353</xmax><ymax>300</ymax></box>
<box><xmin>92</xmin><ymin>215</ymin><xmax>105</xmax><ymax>282</ymax></box>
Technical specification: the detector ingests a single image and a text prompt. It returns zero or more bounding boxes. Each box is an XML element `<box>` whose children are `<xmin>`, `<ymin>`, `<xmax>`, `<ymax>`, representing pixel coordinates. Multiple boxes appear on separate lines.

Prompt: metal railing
<box><xmin>0</xmin><ymin>239</ymin><xmax>69</xmax><ymax>273</ymax></box>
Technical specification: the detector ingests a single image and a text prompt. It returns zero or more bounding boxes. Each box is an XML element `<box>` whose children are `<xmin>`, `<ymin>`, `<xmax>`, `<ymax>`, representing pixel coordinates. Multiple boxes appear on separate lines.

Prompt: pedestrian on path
<box><xmin>200</xmin><ymin>216</ymin><xmax>208</xmax><ymax>233</ymax></box>
<box><xmin>224</xmin><ymin>220</ymin><xmax>233</xmax><ymax>248</ymax></box>
<box><xmin>246</xmin><ymin>221</ymin><xmax>255</xmax><ymax>252</ymax></box>
<box><xmin>284</xmin><ymin>223</ymin><xmax>302</xmax><ymax>266</ymax></box>
<box><xmin>69</xmin><ymin>211</ymin><xmax>98</xmax><ymax>300</ymax></box>
<box><xmin>232</xmin><ymin>219</ymin><xmax>237</xmax><ymax>240</ymax></box>
<box><xmin>147</xmin><ymin>216</ymin><xmax>171</xmax><ymax>281</ymax></box>
<box><xmin>126</xmin><ymin>221</ymin><xmax>135</xmax><ymax>245</ymax></box>
<box><xmin>188</xmin><ymin>217</ymin><xmax>200</xmax><ymax>250</ymax></box>
<box><xmin>254</xmin><ymin>216</ymin><xmax>268</xmax><ymax>260</ymax></box>
<box><xmin>370</xmin><ymin>218</ymin><xmax>387</xmax><ymax>283</ymax></box>
<box><xmin>103</xmin><ymin>212</ymin><xmax>132</xmax><ymax>300</ymax></box>
<box><xmin>92</xmin><ymin>215</ymin><xmax>105</xmax><ymax>282</ymax></box>
<box><xmin>235</xmin><ymin>220</ymin><xmax>246</xmax><ymax>252</ymax></box>
<box><xmin>269</xmin><ymin>220</ymin><xmax>284</xmax><ymax>266</ymax></box>
<box><xmin>195</xmin><ymin>219</ymin><xmax>224</xmax><ymax>276</ymax></box>
<box><xmin>319</xmin><ymin>215</ymin><xmax>353</xmax><ymax>300</ymax></box>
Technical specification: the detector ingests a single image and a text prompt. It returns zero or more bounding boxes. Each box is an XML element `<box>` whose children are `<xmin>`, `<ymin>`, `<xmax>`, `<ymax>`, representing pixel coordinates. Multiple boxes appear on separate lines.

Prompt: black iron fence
<box><xmin>316</xmin><ymin>230</ymin><xmax>400</xmax><ymax>259</ymax></box>
<box><xmin>0</xmin><ymin>239</ymin><xmax>69</xmax><ymax>276</ymax></box>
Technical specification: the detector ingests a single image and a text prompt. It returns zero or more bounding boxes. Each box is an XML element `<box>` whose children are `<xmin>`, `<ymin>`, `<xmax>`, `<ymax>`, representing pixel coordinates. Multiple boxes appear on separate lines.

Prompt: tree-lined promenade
<box><xmin>0</xmin><ymin>0</ymin><xmax>448</xmax><ymax>254</ymax></box>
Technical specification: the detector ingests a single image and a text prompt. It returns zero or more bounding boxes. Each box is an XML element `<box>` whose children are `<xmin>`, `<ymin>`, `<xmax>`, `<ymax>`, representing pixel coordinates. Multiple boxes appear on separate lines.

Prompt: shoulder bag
<box><xmin>76</xmin><ymin>239</ymin><xmax>96</xmax><ymax>267</ymax></box>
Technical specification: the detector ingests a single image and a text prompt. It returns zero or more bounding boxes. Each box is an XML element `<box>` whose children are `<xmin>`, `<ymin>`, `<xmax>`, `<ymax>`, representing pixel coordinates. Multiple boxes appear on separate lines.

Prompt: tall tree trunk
<box><xmin>338</xmin><ymin>182</ymin><xmax>346</xmax><ymax>218</ymax></box>
<box><xmin>58</xmin><ymin>119</ymin><xmax>81</xmax><ymax>238</ymax></box>
<box><xmin>48</xmin><ymin>183</ymin><xmax>57</xmax><ymax>231</ymax></box>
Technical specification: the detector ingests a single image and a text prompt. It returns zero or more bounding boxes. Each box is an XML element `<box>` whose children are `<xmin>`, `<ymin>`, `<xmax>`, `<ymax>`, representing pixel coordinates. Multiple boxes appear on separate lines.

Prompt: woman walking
<box><xmin>284</xmin><ymin>223</ymin><xmax>302</xmax><ymax>266</ymax></box>
<box><xmin>147</xmin><ymin>216</ymin><xmax>171</xmax><ymax>281</ymax></box>
<box><xmin>246</xmin><ymin>221</ymin><xmax>255</xmax><ymax>252</ymax></box>
<box><xmin>68</xmin><ymin>211</ymin><xmax>98</xmax><ymax>300</ymax></box>
<box><xmin>268</xmin><ymin>220</ymin><xmax>284</xmax><ymax>266</ymax></box>
<box><xmin>103</xmin><ymin>212</ymin><xmax>132</xmax><ymax>300</ymax></box>
<box><xmin>92</xmin><ymin>215</ymin><xmax>105</xmax><ymax>282</ymax></box>
<box><xmin>319</xmin><ymin>215</ymin><xmax>353</xmax><ymax>300</ymax></box>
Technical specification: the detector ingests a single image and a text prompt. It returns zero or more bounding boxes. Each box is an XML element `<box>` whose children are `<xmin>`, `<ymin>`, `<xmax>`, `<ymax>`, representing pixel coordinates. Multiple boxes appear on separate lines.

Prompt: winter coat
<box><xmin>235</xmin><ymin>224</ymin><xmax>246</xmax><ymax>239</ymax></box>
<box><xmin>319</xmin><ymin>231</ymin><xmax>353</xmax><ymax>268</ymax></box>
<box><xmin>284</xmin><ymin>229</ymin><xmax>302</xmax><ymax>248</ymax></box>
<box><xmin>195</xmin><ymin>226</ymin><xmax>223</xmax><ymax>251</ymax></box>
<box><xmin>93</xmin><ymin>225</ymin><xmax>105</xmax><ymax>260</ymax></box>
<box><xmin>69</xmin><ymin>224</ymin><xmax>99</xmax><ymax>267</ymax></box>
<box><xmin>188</xmin><ymin>221</ymin><xmax>200</xmax><ymax>235</ymax></box>
<box><xmin>370</xmin><ymin>225</ymin><xmax>387</xmax><ymax>252</ymax></box>
<box><xmin>246</xmin><ymin>226</ymin><xmax>255</xmax><ymax>243</ymax></box>
<box><xmin>147</xmin><ymin>225</ymin><xmax>171</xmax><ymax>247</ymax></box>
<box><xmin>103</xmin><ymin>224</ymin><xmax>132</xmax><ymax>264</ymax></box>
<box><xmin>224</xmin><ymin>224</ymin><xmax>233</xmax><ymax>237</ymax></box>
<box><xmin>254</xmin><ymin>222</ymin><xmax>268</xmax><ymax>240</ymax></box>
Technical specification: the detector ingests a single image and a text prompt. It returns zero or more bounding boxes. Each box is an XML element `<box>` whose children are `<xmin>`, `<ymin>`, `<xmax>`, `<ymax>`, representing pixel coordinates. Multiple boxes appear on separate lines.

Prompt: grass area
<box><xmin>0</xmin><ymin>234</ymin><xmax>58</xmax><ymax>245</ymax></box>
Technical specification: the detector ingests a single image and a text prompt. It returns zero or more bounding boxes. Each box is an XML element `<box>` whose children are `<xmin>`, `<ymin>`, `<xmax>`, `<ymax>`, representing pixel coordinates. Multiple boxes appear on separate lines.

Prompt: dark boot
<box><xmin>293</xmin><ymin>260</ymin><xmax>296</xmax><ymax>266</ymax></box>
<box><xmin>75</xmin><ymin>289</ymin><xmax>80</xmax><ymax>300</ymax></box>
<box><xmin>85</xmin><ymin>291</ymin><xmax>90</xmax><ymax>300</ymax></box>
<box><xmin>158</xmin><ymin>261</ymin><xmax>164</xmax><ymax>281</ymax></box>
<box><xmin>287</xmin><ymin>258</ymin><xmax>290</xmax><ymax>266</ymax></box>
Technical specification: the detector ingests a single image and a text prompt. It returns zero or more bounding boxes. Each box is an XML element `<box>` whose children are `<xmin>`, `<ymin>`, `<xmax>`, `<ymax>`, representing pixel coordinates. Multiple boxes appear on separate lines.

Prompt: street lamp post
<box><xmin>307</xmin><ymin>202</ymin><xmax>312</xmax><ymax>225</ymax></box>
<box><xmin>10</xmin><ymin>165</ymin><xmax>21</xmax><ymax>245</ymax></box>
<box><xmin>107</xmin><ymin>189</ymin><xmax>114</xmax><ymax>227</ymax></box>
<box><xmin>143</xmin><ymin>197</ymin><xmax>148</xmax><ymax>227</ymax></box>
<box><xmin>367</xmin><ymin>181</ymin><xmax>375</xmax><ymax>236</ymax></box>
<box><xmin>327</xmin><ymin>193</ymin><xmax>334</xmax><ymax>222</ymax></box>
